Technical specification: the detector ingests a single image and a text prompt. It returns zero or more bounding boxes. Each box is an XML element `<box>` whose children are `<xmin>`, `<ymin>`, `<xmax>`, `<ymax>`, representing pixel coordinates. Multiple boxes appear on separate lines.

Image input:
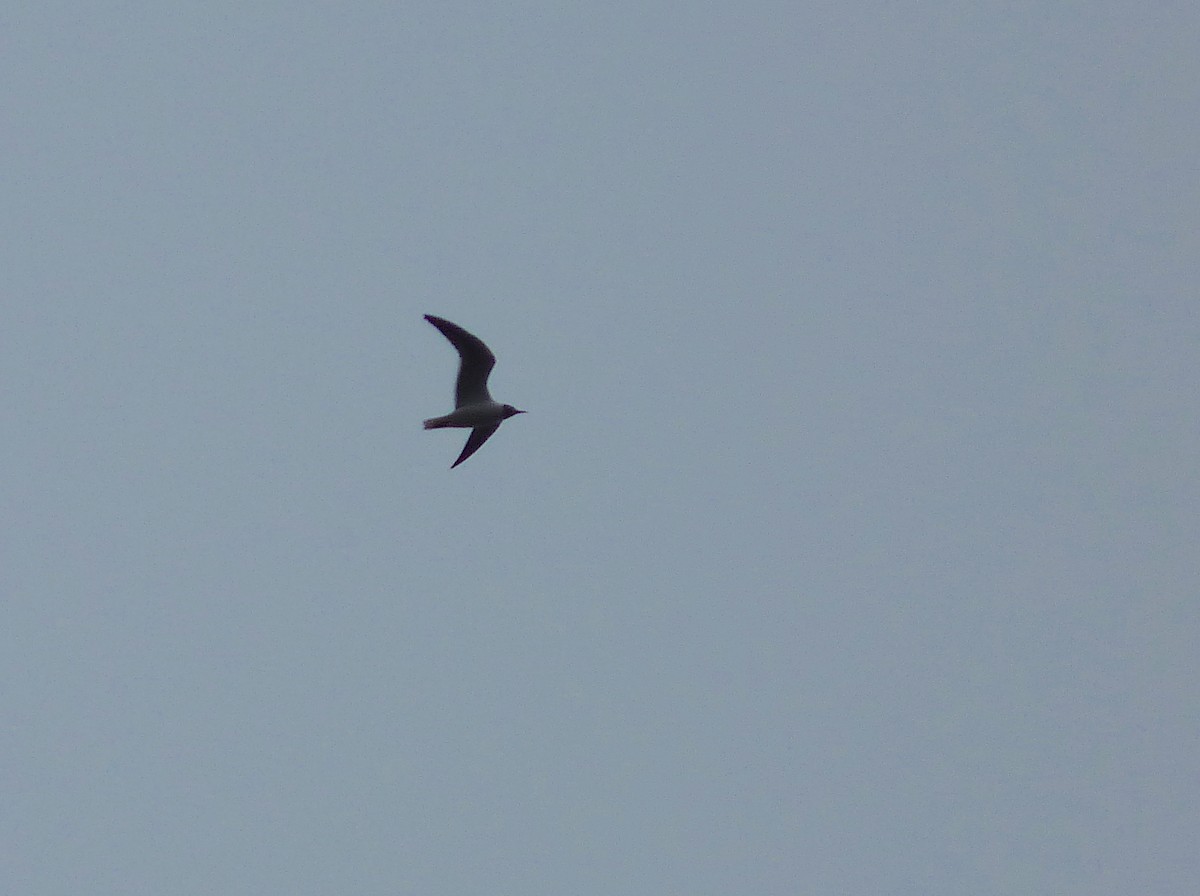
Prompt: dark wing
<box><xmin>424</xmin><ymin>315</ymin><xmax>496</xmax><ymax>408</ymax></box>
<box><xmin>451</xmin><ymin>424</ymin><xmax>500</xmax><ymax>468</ymax></box>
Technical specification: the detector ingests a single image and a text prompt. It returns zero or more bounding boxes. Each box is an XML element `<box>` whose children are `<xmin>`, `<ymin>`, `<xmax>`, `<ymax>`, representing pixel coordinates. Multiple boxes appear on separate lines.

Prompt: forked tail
<box><xmin>423</xmin><ymin>416</ymin><xmax>449</xmax><ymax>430</ymax></box>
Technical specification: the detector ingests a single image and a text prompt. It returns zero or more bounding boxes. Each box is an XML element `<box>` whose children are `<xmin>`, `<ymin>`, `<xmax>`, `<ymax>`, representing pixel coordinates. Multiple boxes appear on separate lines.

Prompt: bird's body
<box><xmin>422</xmin><ymin>315</ymin><xmax>525</xmax><ymax>468</ymax></box>
<box><xmin>423</xmin><ymin>401</ymin><xmax>516</xmax><ymax>430</ymax></box>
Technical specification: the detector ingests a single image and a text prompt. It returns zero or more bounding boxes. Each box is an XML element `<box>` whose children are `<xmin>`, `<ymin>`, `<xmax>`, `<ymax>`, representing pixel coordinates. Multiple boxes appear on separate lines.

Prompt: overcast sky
<box><xmin>3</xmin><ymin>3</ymin><xmax>1198</xmax><ymax>894</ymax></box>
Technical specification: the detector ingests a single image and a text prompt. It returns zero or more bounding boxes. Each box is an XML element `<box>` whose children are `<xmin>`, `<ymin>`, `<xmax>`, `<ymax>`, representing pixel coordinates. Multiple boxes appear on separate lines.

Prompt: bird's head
<box><xmin>501</xmin><ymin>404</ymin><xmax>526</xmax><ymax>419</ymax></box>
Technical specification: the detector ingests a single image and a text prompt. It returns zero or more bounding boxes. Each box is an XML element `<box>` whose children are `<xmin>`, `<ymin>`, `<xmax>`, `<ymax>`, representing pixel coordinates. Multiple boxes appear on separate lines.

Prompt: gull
<box><xmin>422</xmin><ymin>314</ymin><xmax>525</xmax><ymax>468</ymax></box>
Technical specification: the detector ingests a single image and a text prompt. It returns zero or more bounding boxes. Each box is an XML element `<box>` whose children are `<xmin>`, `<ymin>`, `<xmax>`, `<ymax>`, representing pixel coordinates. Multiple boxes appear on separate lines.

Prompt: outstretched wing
<box><xmin>424</xmin><ymin>315</ymin><xmax>496</xmax><ymax>407</ymax></box>
<box><xmin>451</xmin><ymin>424</ymin><xmax>500</xmax><ymax>469</ymax></box>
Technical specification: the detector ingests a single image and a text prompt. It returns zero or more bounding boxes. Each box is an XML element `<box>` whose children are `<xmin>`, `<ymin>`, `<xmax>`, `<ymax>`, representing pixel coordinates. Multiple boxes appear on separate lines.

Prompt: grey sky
<box><xmin>3</xmin><ymin>2</ymin><xmax>1198</xmax><ymax>894</ymax></box>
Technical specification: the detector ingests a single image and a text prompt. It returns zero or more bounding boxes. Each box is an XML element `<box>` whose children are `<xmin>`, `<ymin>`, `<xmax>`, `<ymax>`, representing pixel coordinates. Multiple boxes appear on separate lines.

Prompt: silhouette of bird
<box><xmin>422</xmin><ymin>315</ymin><xmax>525</xmax><ymax>468</ymax></box>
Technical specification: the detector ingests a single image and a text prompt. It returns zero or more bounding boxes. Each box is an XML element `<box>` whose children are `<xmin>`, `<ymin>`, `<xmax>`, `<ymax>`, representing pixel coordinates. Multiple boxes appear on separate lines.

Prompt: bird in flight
<box><xmin>423</xmin><ymin>315</ymin><xmax>526</xmax><ymax>468</ymax></box>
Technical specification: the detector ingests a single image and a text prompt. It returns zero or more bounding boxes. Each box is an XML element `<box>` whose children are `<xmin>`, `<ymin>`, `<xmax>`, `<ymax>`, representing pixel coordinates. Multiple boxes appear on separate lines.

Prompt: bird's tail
<box><xmin>423</xmin><ymin>416</ymin><xmax>449</xmax><ymax>430</ymax></box>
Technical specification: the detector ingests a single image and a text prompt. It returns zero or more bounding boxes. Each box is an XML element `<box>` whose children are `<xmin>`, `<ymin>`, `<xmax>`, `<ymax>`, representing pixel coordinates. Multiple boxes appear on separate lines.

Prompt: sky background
<box><xmin>3</xmin><ymin>2</ymin><xmax>1198</xmax><ymax>894</ymax></box>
